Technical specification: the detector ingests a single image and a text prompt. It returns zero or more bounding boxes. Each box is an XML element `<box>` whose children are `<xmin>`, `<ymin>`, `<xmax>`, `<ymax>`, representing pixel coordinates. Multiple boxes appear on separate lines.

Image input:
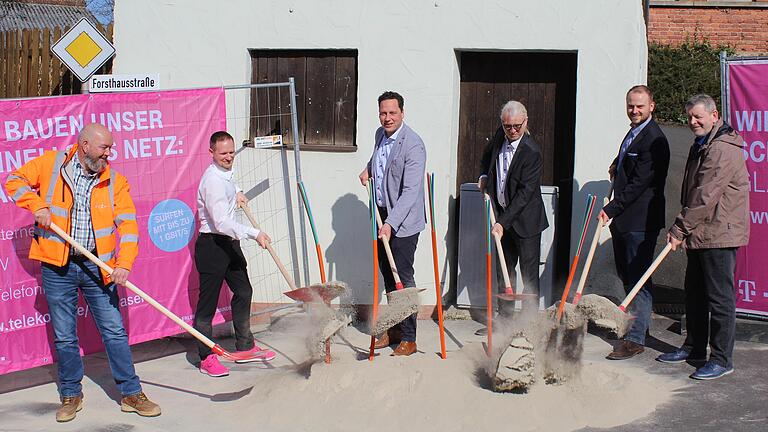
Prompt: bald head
<box><xmin>77</xmin><ymin>123</ymin><xmax>113</xmax><ymax>174</ymax></box>
<box><xmin>78</xmin><ymin>123</ymin><xmax>112</xmax><ymax>145</ymax></box>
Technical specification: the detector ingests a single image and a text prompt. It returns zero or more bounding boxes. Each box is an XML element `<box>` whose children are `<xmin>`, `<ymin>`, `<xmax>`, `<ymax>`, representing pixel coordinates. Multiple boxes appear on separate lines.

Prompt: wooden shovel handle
<box><xmin>48</xmin><ymin>222</ymin><xmax>217</xmax><ymax>350</ymax></box>
<box><xmin>373</xmin><ymin>206</ymin><xmax>403</xmax><ymax>287</ymax></box>
<box><xmin>574</xmin><ymin>197</ymin><xmax>610</xmax><ymax>304</ymax></box>
<box><xmin>483</xmin><ymin>194</ymin><xmax>513</xmax><ymax>291</ymax></box>
<box><xmin>240</xmin><ymin>203</ymin><xmax>298</xmax><ymax>291</ymax></box>
<box><xmin>619</xmin><ymin>243</ymin><xmax>673</xmax><ymax>311</ymax></box>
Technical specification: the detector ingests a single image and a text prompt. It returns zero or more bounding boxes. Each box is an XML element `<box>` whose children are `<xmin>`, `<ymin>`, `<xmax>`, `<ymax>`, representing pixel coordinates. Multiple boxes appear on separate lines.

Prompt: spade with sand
<box><xmin>47</xmin><ymin>223</ymin><xmax>264</xmax><ymax>362</ymax></box>
<box><xmin>239</xmin><ymin>203</ymin><xmax>349</xmax><ymax>351</ymax></box>
<box><xmin>484</xmin><ymin>193</ymin><xmax>538</xmax><ymax>304</ymax></box>
<box><xmin>572</xmin><ymin>196</ymin><xmax>611</xmax><ymax>306</ymax></box>
<box><xmin>576</xmin><ymin>242</ymin><xmax>673</xmax><ymax>337</ymax></box>
<box><xmin>549</xmin><ymin>193</ymin><xmax>630</xmax><ymax>334</ymax></box>
<box><xmin>366</xmin><ymin>205</ymin><xmax>424</xmax><ymax>337</ymax></box>
<box><xmin>491</xmin><ymin>195</ymin><xmax>597</xmax><ymax>392</ymax></box>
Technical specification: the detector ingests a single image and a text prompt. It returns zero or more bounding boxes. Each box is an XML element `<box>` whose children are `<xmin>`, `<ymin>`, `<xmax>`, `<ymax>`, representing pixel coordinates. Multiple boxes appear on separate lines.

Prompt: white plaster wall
<box><xmin>113</xmin><ymin>0</ymin><xmax>648</xmax><ymax>305</ymax></box>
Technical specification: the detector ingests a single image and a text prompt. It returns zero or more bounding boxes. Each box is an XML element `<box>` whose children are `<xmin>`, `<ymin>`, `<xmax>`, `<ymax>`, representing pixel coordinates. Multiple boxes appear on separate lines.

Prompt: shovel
<box><xmin>239</xmin><ymin>203</ymin><xmax>346</xmax><ymax>304</ymax></box>
<box><xmin>426</xmin><ymin>172</ymin><xmax>447</xmax><ymax>359</ymax></box>
<box><xmin>555</xmin><ymin>194</ymin><xmax>597</xmax><ymax>322</ymax></box>
<box><xmin>47</xmin><ymin>222</ymin><xmax>262</xmax><ymax>362</ymax></box>
<box><xmin>572</xmin><ymin>196</ymin><xmax>611</xmax><ymax>305</ymax></box>
<box><xmin>484</xmin><ymin>193</ymin><xmax>539</xmax><ymax>303</ymax></box>
<box><xmin>367</xmin><ymin>196</ymin><xmax>423</xmax><ymax>338</ymax></box>
<box><xmin>367</xmin><ymin>181</ymin><xmax>381</xmax><ymax>361</ymax></box>
<box><xmin>578</xmin><ymin>242</ymin><xmax>673</xmax><ymax>337</ymax></box>
<box><xmin>298</xmin><ymin>181</ymin><xmax>334</xmax><ymax>363</ymax></box>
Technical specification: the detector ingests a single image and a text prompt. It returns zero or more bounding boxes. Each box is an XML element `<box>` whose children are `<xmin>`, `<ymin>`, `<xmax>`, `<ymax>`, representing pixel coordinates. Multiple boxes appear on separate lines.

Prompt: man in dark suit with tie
<box><xmin>476</xmin><ymin>101</ymin><xmax>549</xmax><ymax>334</ymax></box>
<box><xmin>599</xmin><ymin>85</ymin><xmax>670</xmax><ymax>360</ymax></box>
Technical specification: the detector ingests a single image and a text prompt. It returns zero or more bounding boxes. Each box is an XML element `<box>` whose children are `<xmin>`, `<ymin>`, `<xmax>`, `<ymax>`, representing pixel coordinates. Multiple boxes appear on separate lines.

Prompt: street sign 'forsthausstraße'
<box><xmin>89</xmin><ymin>74</ymin><xmax>160</xmax><ymax>93</ymax></box>
<box><xmin>51</xmin><ymin>17</ymin><xmax>115</xmax><ymax>83</ymax></box>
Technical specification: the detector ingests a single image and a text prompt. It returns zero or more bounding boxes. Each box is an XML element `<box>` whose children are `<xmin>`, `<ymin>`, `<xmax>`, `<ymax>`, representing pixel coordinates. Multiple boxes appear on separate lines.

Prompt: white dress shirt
<box><xmin>496</xmin><ymin>136</ymin><xmax>522</xmax><ymax>208</ymax></box>
<box><xmin>373</xmin><ymin>123</ymin><xmax>403</xmax><ymax>207</ymax></box>
<box><xmin>197</xmin><ymin>163</ymin><xmax>260</xmax><ymax>240</ymax></box>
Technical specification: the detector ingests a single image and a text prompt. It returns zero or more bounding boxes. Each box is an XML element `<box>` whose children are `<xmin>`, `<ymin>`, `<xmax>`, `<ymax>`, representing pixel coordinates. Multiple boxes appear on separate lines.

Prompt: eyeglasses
<box><xmin>502</xmin><ymin>119</ymin><xmax>527</xmax><ymax>131</ymax></box>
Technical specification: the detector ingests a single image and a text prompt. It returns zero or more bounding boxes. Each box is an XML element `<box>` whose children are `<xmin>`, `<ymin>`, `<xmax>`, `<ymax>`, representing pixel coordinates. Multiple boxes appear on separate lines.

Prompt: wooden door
<box><xmin>456</xmin><ymin>51</ymin><xmax>577</xmax><ymax>289</ymax></box>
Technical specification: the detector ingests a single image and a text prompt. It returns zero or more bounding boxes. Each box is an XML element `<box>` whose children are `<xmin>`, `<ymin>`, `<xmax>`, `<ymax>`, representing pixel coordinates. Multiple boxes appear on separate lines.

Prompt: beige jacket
<box><xmin>669</xmin><ymin>119</ymin><xmax>750</xmax><ymax>249</ymax></box>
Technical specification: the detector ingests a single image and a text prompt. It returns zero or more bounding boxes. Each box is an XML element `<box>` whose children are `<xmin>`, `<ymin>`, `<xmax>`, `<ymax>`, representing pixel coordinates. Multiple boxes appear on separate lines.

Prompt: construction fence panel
<box><xmin>225</xmin><ymin>82</ymin><xmax>310</xmax><ymax>305</ymax></box>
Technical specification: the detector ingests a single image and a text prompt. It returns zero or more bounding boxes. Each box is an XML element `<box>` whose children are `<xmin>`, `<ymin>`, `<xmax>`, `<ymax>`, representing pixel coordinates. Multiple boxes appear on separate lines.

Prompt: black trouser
<box><xmin>683</xmin><ymin>247</ymin><xmax>738</xmax><ymax>368</ymax></box>
<box><xmin>193</xmin><ymin>233</ymin><xmax>255</xmax><ymax>360</ymax></box>
<box><xmin>497</xmin><ymin>229</ymin><xmax>541</xmax><ymax>315</ymax></box>
<box><xmin>377</xmin><ymin>207</ymin><xmax>419</xmax><ymax>342</ymax></box>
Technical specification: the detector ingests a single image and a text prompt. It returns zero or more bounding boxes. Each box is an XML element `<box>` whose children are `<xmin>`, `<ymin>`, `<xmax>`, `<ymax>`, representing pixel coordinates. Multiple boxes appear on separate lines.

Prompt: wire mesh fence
<box><xmin>225</xmin><ymin>81</ymin><xmax>309</xmax><ymax>305</ymax></box>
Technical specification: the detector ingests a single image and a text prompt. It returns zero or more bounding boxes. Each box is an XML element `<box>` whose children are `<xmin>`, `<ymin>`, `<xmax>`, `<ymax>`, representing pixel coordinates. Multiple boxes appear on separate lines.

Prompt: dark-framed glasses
<box><xmin>502</xmin><ymin>118</ymin><xmax>527</xmax><ymax>131</ymax></box>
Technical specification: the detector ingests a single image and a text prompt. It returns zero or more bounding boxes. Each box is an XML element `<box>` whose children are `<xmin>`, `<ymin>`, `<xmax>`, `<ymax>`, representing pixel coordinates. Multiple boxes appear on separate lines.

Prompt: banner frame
<box><xmin>720</xmin><ymin>54</ymin><xmax>768</xmax><ymax>320</ymax></box>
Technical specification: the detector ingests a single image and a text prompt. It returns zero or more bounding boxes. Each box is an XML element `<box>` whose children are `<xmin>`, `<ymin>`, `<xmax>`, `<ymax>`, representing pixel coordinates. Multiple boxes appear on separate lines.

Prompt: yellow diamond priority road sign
<box><xmin>51</xmin><ymin>18</ymin><xmax>115</xmax><ymax>82</ymax></box>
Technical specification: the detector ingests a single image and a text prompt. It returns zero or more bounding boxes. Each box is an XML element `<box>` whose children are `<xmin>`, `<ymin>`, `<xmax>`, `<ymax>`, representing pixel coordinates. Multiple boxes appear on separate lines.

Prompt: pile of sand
<box><xmin>225</xmin><ymin>315</ymin><xmax>685</xmax><ymax>432</ymax></box>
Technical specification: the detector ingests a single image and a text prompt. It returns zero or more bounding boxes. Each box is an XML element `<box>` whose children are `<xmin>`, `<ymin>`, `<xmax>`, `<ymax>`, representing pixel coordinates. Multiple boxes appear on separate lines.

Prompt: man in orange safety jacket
<box><xmin>5</xmin><ymin>123</ymin><xmax>161</xmax><ymax>423</ymax></box>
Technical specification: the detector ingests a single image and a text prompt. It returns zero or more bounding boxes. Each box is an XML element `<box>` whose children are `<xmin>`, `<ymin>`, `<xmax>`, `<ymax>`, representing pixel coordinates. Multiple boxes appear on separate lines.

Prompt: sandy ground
<box><xmin>0</xmin><ymin>311</ymin><xmax>692</xmax><ymax>432</ymax></box>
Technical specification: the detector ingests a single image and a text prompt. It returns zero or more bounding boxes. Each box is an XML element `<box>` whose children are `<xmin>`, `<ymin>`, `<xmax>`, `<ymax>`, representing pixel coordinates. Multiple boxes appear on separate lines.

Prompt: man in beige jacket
<box><xmin>658</xmin><ymin>94</ymin><xmax>750</xmax><ymax>380</ymax></box>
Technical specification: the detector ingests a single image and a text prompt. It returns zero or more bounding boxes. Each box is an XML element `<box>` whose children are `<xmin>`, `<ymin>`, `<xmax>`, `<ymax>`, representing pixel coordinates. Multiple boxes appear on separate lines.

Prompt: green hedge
<box><xmin>648</xmin><ymin>41</ymin><xmax>734</xmax><ymax>123</ymax></box>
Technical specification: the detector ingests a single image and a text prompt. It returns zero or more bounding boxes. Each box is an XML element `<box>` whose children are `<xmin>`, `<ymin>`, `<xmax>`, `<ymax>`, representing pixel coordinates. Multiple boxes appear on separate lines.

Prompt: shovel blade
<box><xmin>283</xmin><ymin>281</ymin><xmax>348</xmax><ymax>303</ymax></box>
<box><xmin>496</xmin><ymin>293</ymin><xmax>537</xmax><ymax>302</ymax></box>
<box><xmin>368</xmin><ymin>287</ymin><xmax>422</xmax><ymax>336</ymax></box>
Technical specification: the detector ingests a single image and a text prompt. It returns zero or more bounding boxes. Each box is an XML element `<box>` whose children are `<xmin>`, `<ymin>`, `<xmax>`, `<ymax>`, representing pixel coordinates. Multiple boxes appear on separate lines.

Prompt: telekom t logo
<box><xmin>738</xmin><ymin>280</ymin><xmax>757</xmax><ymax>303</ymax></box>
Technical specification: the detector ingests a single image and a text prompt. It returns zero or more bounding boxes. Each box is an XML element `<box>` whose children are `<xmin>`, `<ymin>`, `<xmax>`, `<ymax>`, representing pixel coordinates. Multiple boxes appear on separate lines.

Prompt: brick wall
<box><xmin>649</xmin><ymin>5</ymin><xmax>768</xmax><ymax>53</ymax></box>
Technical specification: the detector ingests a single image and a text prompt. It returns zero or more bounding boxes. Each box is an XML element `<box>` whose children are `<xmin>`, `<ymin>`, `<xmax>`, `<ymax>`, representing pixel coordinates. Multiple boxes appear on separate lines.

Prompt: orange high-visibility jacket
<box><xmin>4</xmin><ymin>144</ymin><xmax>139</xmax><ymax>282</ymax></box>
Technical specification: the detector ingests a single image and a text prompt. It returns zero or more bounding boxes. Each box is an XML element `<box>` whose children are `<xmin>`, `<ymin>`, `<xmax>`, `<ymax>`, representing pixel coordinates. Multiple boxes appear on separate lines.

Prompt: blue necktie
<box><xmin>617</xmin><ymin>132</ymin><xmax>633</xmax><ymax>171</ymax></box>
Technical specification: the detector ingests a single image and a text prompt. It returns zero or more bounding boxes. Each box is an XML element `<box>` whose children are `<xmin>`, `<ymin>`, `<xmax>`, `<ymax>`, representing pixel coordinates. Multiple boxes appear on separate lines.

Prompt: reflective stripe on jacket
<box><xmin>4</xmin><ymin>144</ymin><xmax>139</xmax><ymax>282</ymax></box>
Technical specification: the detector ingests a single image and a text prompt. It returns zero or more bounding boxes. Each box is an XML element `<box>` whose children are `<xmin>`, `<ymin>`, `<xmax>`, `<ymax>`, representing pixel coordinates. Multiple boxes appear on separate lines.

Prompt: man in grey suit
<box><xmin>359</xmin><ymin>91</ymin><xmax>426</xmax><ymax>356</ymax></box>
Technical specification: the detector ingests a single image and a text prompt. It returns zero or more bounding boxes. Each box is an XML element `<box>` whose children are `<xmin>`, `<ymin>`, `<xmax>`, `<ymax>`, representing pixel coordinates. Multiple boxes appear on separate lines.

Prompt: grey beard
<box><xmin>83</xmin><ymin>154</ymin><xmax>107</xmax><ymax>173</ymax></box>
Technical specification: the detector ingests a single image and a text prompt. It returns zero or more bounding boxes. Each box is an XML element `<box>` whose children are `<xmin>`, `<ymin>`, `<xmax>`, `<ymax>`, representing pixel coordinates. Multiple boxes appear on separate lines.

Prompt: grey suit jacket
<box><xmin>366</xmin><ymin>123</ymin><xmax>426</xmax><ymax>237</ymax></box>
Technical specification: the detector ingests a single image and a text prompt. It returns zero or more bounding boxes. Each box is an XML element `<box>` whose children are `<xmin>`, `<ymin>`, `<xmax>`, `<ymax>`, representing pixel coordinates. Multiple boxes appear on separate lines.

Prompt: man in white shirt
<box><xmin>194</xmin><ymin>131</ymin><xmax>275</xmax><ymax>377</ymax></box>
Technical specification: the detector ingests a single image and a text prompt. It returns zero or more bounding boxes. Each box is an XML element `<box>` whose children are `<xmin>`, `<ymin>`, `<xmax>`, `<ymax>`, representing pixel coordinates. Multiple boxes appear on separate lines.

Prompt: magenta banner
<box><xmin>727</xmin><ymin>60</ymin><xmax>768</xmax><ymax>317</ymax></box>
<box><xmin>0</xmin><ymin>88</ymin><xmax>229</xmax><ymax>374</ymax></box>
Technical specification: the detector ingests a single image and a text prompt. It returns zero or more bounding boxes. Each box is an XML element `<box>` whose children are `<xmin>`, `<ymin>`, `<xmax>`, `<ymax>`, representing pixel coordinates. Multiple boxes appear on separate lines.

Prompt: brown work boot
<box><xmin>121</xmin><ymin>392</ymin><xmax>161</xmax><ymax>417</ymax></box>
<box><xmin>606</xmin><ymin>340</ymin><xmax>645</xmax><ymax>360</ymax></box>
<box><xmin>56</xmin><ymin>394</ymin><xmax>83</xmax><ymax>422</ymax></box>
<box><xmin>391</xmin><ymin>341</ymin><xmax>417</xmax><ymax>356</ymax></box>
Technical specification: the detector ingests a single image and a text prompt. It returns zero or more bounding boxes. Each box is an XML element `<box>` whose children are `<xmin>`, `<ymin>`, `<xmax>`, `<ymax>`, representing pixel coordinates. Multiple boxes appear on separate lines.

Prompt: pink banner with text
<box><xmin>0</xmin><ymin>88</ymin><xmax>229</xmax><ymax>374</ymax></box>
<box><xmin>727</xmin><ymin>60</ymin><xmax>768</xmax><ymax>317</ymax></box>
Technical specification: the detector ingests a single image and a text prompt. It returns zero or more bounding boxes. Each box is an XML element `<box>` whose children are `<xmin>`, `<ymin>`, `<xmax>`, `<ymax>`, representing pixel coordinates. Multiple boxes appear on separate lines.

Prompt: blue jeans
<box><xmin>611</xmin><ymin>229</ymin><xmax>659</xmax><ymax>345</ymax></box>
<box><xmin>42</xmin><ymin>259</ymin><xmax>142</xmax><ymax>398</ymax></box>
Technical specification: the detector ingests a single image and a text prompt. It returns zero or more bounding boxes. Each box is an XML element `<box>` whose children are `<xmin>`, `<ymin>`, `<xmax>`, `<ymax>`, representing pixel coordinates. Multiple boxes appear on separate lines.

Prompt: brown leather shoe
<box><xmin>373</xmin><ymin>332</ymin><xmax>391</xmax><ymax>349</ymax></box>
<box><xmin>391</xmin><ymin>341</ymin><xmax>417</xmax><ymax>356</ymax></box>
<box><xmin>606</xmin><ymin>340</ymin><xmax>645</xmax><ymax>360</ymax></box>
<box><xmin>374</xmin><ymin>328</ymin><xmax>402</xmax><ymax>349</ymax></box>
<box><xmin>121</xmin><ymin>392</ymin><xmax>161</xmax><ymax>417</ymax></box>
<box><xmin>56</xmin><ymin>394</ymin><xmax>83</xmax><ymax>422</ymax></box>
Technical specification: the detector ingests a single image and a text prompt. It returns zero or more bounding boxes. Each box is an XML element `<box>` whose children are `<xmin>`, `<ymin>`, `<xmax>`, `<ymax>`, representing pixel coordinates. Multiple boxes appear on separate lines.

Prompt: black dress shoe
<box><xmin>606</xmin><ymin>340</ymin><xmax>645</xmax><ymax>360</ymax></box>
<box><xmin>474</xmin><ymin>327</ymin><xmax>488</xmax><ymax>336</ymax></box>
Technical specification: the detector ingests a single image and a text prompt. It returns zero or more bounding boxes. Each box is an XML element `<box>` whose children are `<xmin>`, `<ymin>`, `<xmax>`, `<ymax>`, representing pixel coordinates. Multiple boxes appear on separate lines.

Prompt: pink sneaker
<box><xmin>234</xmin><ymin>345</ymin><xmax>277</xmax><ymax>364</ymax></box>
<box><xmin>200</xmin><ymin>354</ymin><xmax>229</xmax><ymax>377</ymax></box>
